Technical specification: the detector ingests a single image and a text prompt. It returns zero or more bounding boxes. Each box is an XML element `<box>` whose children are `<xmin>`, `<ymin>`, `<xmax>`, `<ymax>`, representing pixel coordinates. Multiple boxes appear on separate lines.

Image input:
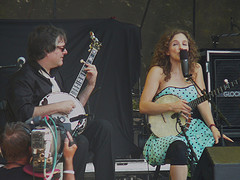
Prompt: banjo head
<box><xmin>39</xmin><ymin>92</ymin><xmax>86</xmax><ymax>132</ymax></box>
<box><xmin>148</xmin><ymin>94</ymin><xmax>187</xmax><ymax>137</ymax></box>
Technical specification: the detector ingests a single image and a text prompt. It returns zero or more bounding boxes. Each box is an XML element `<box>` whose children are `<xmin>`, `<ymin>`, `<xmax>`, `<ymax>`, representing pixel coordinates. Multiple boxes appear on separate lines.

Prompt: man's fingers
<box><xmin>66</xmin><ymin>131</ymin><xmax>73</xmax><ymax>141</ymax></box>
<box><xmin>64</xmin><ymin>137</ymin><xmax>69</xmax><ymax>147</ymax></box>
<box><xmin>69</xmin><ymin>140</ymin><xmax>76</xmax><ymax>147</ymax></box>
<box><xmin>66</xmin><ymin>131</ymin><xmax>76</xmax><ymax>146</ymax></box>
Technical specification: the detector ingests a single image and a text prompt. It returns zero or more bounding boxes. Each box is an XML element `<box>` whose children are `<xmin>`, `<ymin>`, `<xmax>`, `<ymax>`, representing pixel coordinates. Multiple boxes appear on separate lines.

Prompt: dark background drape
<box><xmin>0</xmin><ymin>18</ymin><xmax>141</xmax><ymax>157</ymax></box>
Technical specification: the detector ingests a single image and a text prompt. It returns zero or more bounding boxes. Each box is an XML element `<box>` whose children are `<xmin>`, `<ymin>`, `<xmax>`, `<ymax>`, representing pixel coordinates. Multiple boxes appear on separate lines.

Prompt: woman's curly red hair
<box><xmin>149</xmin><ymin>29</ymin><xmax>200</xmax><ymax>81</ymax></box>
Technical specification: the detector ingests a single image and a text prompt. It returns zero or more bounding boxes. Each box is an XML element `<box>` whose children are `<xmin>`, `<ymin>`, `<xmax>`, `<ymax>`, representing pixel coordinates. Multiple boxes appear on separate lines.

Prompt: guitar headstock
<box><xmin>224</xmin><ymin>79</ymin><xmax>239</xmax><ymax>90</ymax></box>
<box><xmin>89</xmin><ymin>31</ymin><xmax>102</xmax><ymax>51</ymax></box>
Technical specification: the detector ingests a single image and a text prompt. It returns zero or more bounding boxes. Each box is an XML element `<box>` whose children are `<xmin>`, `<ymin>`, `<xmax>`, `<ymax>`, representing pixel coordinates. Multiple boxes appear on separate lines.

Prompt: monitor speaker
<box><xmin>201</xmin><ymin>50</ymin><xmax>240</xmax><ymax>126</ymax></box>
<box><xmin>192</xmin><ymin>146</ymin><xmax>240</xmax><ymax>180</ymax></box>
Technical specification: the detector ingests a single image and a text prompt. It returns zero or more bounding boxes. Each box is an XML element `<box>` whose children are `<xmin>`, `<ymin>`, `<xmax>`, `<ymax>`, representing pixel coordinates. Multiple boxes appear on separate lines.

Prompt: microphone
<box><xmin>17</xmin><ymin>57</ymin><xmax>26</xmax><ymax>68</ymax></box>
<box><xmin>70</xmin><ymin>114</ymin><xmax>90</xmax><ymax>122</ymax></box>
<box><xmin>180</xmin><ymin>49</ymin><xmax>189</xmax><ymax>78</ymax></box>
<box><xmin>25</xmin><ymin>116</ymin><xmax>45</xmax><ymax>126</ymax></box>
<box><xmin>171</xmin><ymin>112</ymin><xmax>182</xmax><ymax>119</ymax></box>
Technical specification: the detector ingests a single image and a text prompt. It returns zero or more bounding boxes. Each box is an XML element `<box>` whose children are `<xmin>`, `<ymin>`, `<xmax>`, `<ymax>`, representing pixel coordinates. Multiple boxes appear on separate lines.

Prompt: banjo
<box><xmin>148</xmin><ymin>79</ymin><xmax>239</xmax><ymax>138</ymax></box>
<box><xmin>40</xmin><ymin>31</ymin><xmax>102</xmax><ymax>134</ymax></box>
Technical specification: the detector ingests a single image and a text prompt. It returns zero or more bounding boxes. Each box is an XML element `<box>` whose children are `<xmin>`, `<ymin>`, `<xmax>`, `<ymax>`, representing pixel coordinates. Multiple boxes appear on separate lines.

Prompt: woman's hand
<box><xmin>171</xmin><ymin>99</ymin><xmax>192</xmax><ymax>118</ymax></box>
<box><xmin>211</xmin><ymin>126</ymin><xmax>234</xmax><ymax>144</ymax></box>
<box><xmin>211</xmin><ymin>126</ymin><xmax>221</xmax><ymax>144</ymax></box>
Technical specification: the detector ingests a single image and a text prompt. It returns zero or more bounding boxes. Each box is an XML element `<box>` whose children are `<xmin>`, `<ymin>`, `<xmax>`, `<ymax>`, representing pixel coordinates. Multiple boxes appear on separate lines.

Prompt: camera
<box><xmin>31</xmin><ymin>126</ymin><xmax>62</xmax><ymax>172</ymax></box>
<box><xmin>26</xmin><ymin>116</ymin><xmax>68</xmax><ymax>172</ymax></box>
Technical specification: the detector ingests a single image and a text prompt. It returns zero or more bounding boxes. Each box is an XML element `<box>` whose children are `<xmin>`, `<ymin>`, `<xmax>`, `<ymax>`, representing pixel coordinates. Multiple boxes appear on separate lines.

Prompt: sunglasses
<box><xmin>56</xmin><ymin>46</ymin><xmax>66</xmax><ymax>52</ymax></box>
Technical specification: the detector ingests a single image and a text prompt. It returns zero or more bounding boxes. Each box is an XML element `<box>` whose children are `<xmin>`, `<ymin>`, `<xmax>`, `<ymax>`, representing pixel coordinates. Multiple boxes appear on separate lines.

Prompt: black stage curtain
<box><xmin>0</xmin><ymin>18</ymin><xmax>141</xmax><ymax>157</ymax></box>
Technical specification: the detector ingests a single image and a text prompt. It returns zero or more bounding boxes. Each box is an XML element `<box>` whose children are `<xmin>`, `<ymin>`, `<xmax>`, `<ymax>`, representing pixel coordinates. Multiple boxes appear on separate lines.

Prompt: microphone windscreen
<box><xmin>180</xmin><ymin>49</ymin><xmax>188</xmax><ymax>60</ymax></box>
<box><xmin>180</xmin><ymin>50</ymin><xmax>189</xmax><ymax>78</ymax></box>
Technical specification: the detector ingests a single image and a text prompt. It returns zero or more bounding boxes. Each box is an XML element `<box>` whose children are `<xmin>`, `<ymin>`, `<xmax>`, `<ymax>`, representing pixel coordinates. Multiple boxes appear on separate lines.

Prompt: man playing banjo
<box><xmin>6</xmin><ymin>25</ymin><xmax>115</xmax><ymax>180</ymax></box>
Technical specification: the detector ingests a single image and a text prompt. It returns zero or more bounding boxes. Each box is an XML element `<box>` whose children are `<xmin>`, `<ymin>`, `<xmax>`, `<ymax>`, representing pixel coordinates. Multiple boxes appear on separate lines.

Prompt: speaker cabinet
<box><xmin>193</xmin><ymin>146</ymin><xmax>240</xmax><ymax>180</ymax></box>
<box><xmin>201</xmin><ymin>50</ymin><xmax>240</xmax><ymax>126</ymax></box>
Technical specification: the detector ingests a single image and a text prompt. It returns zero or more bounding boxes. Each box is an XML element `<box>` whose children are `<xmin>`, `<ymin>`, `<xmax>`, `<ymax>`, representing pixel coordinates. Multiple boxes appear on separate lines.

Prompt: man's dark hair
<box><xmin>0</xmin><ymin>122</ymin><xmax>31</xmax><ymax>162</ymax></box>
<box><xmin>27</xmin><ymin>25</ymin><xmax>67</xmax><ymax>62</ymax></box>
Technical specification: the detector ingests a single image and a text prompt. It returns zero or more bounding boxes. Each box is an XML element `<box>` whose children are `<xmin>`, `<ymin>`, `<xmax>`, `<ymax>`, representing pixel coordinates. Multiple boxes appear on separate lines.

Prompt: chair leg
<box><xmin>153</xmin><ymin>165</ymin><xmax>161</xmax><ymax>180</ymax></box>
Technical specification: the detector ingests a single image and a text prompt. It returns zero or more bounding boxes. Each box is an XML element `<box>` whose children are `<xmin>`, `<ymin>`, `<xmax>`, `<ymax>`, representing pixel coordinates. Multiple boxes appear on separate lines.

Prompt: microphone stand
<box><xmin>1</xmin><ymin>57</ymin><xmax>25</xmax><ymax>70</ymax></box>
<box><xmin>185</xmin><ymin>74</ymin><xmax>231</xmax><ymax>146</ymax></box>
<box><xmin>0</xmin><ymin>64</ymin><xmax>18</xmax><ymax>69</ymax></box>
<box><xmin>173</xmin><ymin>112</ymin><xmax>199</xmax><ymax>175</ymax></box>
<box><xmin>171</xmin><ymin>74</ymin><xmax>202</xmax><ymax>176</ymax></box>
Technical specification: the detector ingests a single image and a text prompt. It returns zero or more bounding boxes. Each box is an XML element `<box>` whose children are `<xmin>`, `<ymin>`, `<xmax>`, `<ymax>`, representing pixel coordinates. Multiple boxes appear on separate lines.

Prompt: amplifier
<box><xmin>193</xmin><ymin>146</ymin><xmax>240</xmax><ymax>180</ymax></box>
<box><xmin>200</xmin><ymin>50</ymin><xmax>240</xmax><ymax>126</ymax></box>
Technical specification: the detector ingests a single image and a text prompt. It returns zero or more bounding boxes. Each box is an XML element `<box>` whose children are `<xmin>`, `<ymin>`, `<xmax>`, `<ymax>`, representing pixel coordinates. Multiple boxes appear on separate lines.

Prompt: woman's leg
<box><xmin>165</xmin><ymin>140</ymin><xmax>188</xmax><ymax>180</ymax></box>
<box><xmin>170</xmin><ymin>165</ymin><xmax>188</xmax><ymax>180</ymax></box>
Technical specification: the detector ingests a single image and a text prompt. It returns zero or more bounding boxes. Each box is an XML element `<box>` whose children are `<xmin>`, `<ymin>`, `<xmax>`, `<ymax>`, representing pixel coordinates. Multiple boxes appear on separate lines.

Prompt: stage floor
<box><xmin>84</xmin><ymin>159</ymin><xmax>170</xmax><ymax>180</ymax></box>
<box><xmin>0</xmin><ymin>159</ymin><xmax>170</xmax><ymax>180</ymax></box>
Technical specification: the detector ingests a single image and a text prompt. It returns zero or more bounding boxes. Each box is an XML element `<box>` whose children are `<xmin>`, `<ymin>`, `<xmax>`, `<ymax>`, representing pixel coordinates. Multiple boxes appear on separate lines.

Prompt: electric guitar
<box><xmin>148</xmin><ymin>79</ymin><xmax>239</xmax><ymax>137</ymax></box>
<box><xmin>39</xmin><ymin>31</ymin><xmax>102</xmax><ymax>134</ymax></box>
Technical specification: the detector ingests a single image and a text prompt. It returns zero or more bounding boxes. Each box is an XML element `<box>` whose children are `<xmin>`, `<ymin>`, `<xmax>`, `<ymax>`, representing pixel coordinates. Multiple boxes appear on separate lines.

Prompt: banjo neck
<box><xmin>188</xmin><ymin>79</ymin><xmax>239</xmax><ymax>109</ymax></box>
<box><xmin>69</xmin><ymin>47</ymin><xmax>99</xmax><ymax>98</ymax></box>
<box><xmin>69</xmin><ymin>31</ymin><xmax>101</xmax><ymax>98</ymax></box>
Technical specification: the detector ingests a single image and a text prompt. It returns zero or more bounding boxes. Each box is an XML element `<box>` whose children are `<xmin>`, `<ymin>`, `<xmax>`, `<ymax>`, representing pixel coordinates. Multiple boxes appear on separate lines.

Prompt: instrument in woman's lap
<box><xmin>148</xmin><ymin>94</ymin><xmax>190</xmax><ymax>138</ymax></box>
<box><xmin>148</xmin><ymin>79</ymin><xmax>239</xmax><ymax>137</ymax></box>
<box><xmin>40</xmin><ymin>31</ymin><xmax>102</xmax><ymax>134</ymax></box>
